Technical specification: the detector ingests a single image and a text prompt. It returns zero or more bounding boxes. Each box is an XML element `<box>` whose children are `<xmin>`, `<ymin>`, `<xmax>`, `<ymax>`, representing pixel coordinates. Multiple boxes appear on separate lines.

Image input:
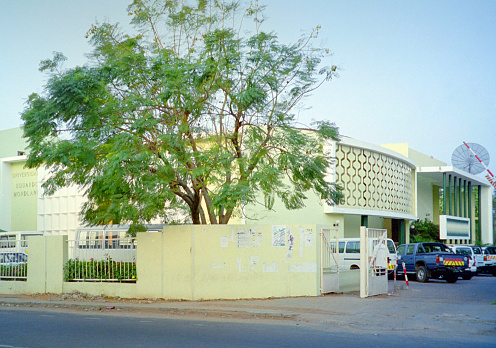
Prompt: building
<box><xmin>244</xmin><ymin>137</ymin><xmax>494</xmax><ymax>245</ymax></box>
<box><xmin>0</xmin><ymin>128</ymin><xmax>493</xmax><ymax>245</ymax></box>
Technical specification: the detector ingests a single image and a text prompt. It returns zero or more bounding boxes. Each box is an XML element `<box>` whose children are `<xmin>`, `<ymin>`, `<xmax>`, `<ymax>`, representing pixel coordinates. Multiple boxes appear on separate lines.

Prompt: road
<box><xmin>0</xmin><ymin>275</ymin><xmax>494</xmax><ymax>347</ymax></box>
<box><xmin>0</xmin><ymin>308</ymin><xmax>484</xmax><ymax>348</ymax></box>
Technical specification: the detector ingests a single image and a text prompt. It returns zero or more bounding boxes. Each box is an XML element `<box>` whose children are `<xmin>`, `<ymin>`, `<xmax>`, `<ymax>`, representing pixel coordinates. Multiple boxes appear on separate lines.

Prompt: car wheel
<box><xmin>416</xmin><ymin>265</ymin><xmax>429</xmax><ymax>283</ymax></box>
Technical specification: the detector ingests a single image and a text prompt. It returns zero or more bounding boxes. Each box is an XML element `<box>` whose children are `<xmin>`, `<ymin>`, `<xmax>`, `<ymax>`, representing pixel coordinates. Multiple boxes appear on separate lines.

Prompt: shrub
<box><xmin>410</xmin><ymin>219</ymin><xmax>441</xmax><ymax>243</ymax></box>
<box><xmin>64</xmin><ymin>258</ymin><xmax>137</xmax><ymax>282</ymax></box>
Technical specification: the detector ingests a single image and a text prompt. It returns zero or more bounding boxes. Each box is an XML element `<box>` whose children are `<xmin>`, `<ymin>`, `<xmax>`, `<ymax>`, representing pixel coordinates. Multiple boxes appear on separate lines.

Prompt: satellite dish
<box><xmin>451</xmin><ymin>143</ymin><xmax>490</xmax><ymax>175</ymax></box>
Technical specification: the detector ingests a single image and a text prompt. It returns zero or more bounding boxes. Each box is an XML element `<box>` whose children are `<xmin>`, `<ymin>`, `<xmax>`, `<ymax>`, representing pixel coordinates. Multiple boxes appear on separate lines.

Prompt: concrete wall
<box><xmin>1</xmin><ymin>225</ymin><xmax>340</xmax><ymax>300</ymax></box>
<box><xmin>143</xmin><ymin>224</ymin><xmax>324</xmax><ymax>300</ymax></box>
<box><xmin>416</xmin><ymin>178</ymin><xmax>435</xmax><ymax>222</ymax></box>
<box><xmin>0</xmin><ymin>128</ymin><xmax>27</xmax><ymax>158</ymax></box>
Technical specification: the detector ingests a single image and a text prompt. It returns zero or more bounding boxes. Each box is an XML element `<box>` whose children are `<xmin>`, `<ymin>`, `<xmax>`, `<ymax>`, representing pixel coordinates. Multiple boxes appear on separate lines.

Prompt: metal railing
<box><xmin>66</xmin><ymin>238</ymin><xmax>137</xmax><ymax>282</ymax></box>
<box><xmin>0</xmin><ymin>239</ymin><xmax>29</xmax><ymax>281</ymax></box>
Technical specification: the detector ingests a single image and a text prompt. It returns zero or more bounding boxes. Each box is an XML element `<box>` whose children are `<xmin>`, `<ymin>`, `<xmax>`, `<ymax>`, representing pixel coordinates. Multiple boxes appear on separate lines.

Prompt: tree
<box><xmin>21</xmin><ymin>0</ymin><xmax>343</xmax><ymax>229</ymax></box>
<box><xmin>410</xmin><ymin>219</ymin><xmax>441</xmax><ymax>243</ymax></box>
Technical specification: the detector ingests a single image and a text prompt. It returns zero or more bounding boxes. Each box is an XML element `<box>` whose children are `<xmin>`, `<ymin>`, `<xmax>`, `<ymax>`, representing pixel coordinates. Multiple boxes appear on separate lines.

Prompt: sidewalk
<box><xmin>0</xmin><ymin>279</ymin><xmax>494</xmax><ymax>342</ymax></box>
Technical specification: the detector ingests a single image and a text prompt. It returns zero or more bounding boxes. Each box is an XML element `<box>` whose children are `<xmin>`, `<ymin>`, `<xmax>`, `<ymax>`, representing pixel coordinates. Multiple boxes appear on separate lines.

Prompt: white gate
<box><xmin>320</xmin><ymin>228</ymin><xmax>339</xmax><ymax>294</ymax></box>
<box><xmin>360</xmin><ymin>227</ymin><xmax>388</xmax><ymax>298</ymax></box>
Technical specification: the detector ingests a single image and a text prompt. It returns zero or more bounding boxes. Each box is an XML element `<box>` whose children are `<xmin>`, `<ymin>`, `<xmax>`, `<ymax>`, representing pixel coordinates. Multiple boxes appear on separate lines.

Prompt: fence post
<box><xmin>359</xmin><ymin>226</ymin><xmax>367</xmax><ymax>298</ymax></box>
<box><xmin>26</xmin><ymin>235</ymin><xmax>67</xmax><ymax>294</ymax></box>
<box><xmin>45</xmin><ymin>235</ymin><xmax>68</xmax><ymax>294</ymax></box>
<box><xmin>136</xmin><ymin>232</ymin><xmax>164</xmax><ymax>298</ymax></box>
<box><xmin>26</xmin><ymin>236</ymin><xmax>46</xmax><ymax>293</ymax></box>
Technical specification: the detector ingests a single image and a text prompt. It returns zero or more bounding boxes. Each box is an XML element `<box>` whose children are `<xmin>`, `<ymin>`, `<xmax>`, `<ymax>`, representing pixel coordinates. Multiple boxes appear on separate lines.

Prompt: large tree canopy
<box><xmin>22</xmin><ymin>0</ymin><xmax>343</xmax><ymax>228</ymax></box>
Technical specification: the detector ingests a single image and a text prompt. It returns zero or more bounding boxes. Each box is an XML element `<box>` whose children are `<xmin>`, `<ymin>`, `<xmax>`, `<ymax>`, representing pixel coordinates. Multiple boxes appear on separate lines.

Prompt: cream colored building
<box><xmin>244</xmin><ymin>137</ymin><xmax>493</xmax><ymax>245</ymax></box>
<box><xmin>0</xmin><ymin>128</ymin><xmax>493</xmax><ymax>245</ymax></box>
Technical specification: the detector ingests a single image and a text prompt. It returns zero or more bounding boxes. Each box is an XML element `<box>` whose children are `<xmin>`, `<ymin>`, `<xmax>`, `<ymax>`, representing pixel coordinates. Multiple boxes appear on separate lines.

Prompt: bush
<box><xmin>64</xmin><ymin>258</ymin><xmax>137</xmax><ymax>282</ymax></box>
<box><xmin>0</xmin><ymin>263</ymin><xmax>27</xmax><ymax>280</ymax></box>
<box><xmin>410</xmin><ymin>219</ymin><xmax>441</xmax><ymax>243</ymax></box>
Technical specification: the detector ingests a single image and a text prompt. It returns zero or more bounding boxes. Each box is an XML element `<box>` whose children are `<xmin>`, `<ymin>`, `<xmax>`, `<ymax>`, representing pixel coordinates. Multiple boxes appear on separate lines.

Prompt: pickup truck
<box><xmin>481</xmin><ymin>246</ymin><xmax>496</xmax><ymax>276</ymax></box>
<box><xmin>396</xmin><ymin>242</ymin><xmax>469</xmax><ymax>283</ymax></box>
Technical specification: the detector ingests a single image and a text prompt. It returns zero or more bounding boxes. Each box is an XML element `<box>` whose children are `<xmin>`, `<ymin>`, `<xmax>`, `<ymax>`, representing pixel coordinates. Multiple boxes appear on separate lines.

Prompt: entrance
<box><xmin>320</xmin><ymin>228</ymin><xmax>339</xmax><ymax>294</ymax></box>
<box><xmin>359</xmin><ymin>227</ymin><xmax>388</xmax><ymax>298</ymax></box>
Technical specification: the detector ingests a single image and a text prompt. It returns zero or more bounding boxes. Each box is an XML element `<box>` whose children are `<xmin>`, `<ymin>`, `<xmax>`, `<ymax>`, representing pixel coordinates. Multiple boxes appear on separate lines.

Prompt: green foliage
<box><xmin>410</xmin><ymin>219</ymin><xmax>441</xmax><ymax>243</ymax></box>
<box><xmin>64</xmin><ymin>259</ymin><xmax>137</xmax><ymax>282</ymax></box>
<box><xmin>22</xmin><ymin>0</ymin><xmax>342</xmax><ymax>226</ymax></box>
<box><xmin>0</xmin><ymin>264</ymin><xmax>28</xmax><ymax>280</ymax></box>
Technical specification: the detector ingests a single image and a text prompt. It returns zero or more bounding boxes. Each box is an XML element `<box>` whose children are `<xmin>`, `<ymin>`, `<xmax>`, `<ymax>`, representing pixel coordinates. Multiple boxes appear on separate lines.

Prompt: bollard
<box><xmin>393</xmin><ymin>265</ymin><xmax>397</xmax><ymax>293</ymax></box>
<box><xmin>402</xmin><ymin>262</ymin><xmax>409</xmax><ymax>289</ymax></box>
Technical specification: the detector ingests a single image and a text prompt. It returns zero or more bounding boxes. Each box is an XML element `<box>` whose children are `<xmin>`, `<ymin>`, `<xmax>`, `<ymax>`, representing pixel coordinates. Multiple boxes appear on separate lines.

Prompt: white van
<box><xmin>336</xmin><ymin>238</ymin><xmax>397</xmax><ymax>274</ymax></box>
<box><xmin>71</xmin><ymin>224</ymin><xmax>165</xmax><ymax>261</ymax></box>
<box><xmin>0</xmin><ymin>231</ymin><xmax>43</xmax><ymax>265</ymax></box>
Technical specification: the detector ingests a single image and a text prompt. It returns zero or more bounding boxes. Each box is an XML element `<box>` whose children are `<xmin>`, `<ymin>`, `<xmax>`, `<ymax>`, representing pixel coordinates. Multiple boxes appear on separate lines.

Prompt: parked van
<box><xmin>72</xmin><ymin>224</ymin><xmax>165</xmax><ymax>261</ymax></box>
<box><xmin>0</xmin><ymin>231</ymin><xmax>43</xmax><ymax>265</ymax></box>
<box><xmin>334</xmin><ymin>237</ymin><xmax>397</xmax><ymax>274</ymax></box>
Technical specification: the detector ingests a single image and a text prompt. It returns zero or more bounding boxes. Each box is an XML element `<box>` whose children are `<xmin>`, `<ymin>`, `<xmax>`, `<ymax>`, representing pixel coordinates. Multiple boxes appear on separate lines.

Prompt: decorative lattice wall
<box><xmin>335</xmin><ymin>145</ymin><xmax>414</xmax><ymax>214</ymax></box>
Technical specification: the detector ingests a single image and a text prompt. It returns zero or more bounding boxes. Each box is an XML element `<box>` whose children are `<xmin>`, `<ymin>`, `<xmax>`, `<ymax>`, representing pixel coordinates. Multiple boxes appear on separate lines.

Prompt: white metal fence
<box><xmin>66</xmin><ymin>238</ymin><xmax>137</xmax><ymax>282</ymax></box>
<box><xmin>320</xmin><ymin>229</ymin><xmax>340</xmax><ymax>294</ymax></box>
<box><xmin>360</xmin><ymin>227</ymin><xmax>389</xmax><ymax>298</ymax></box>
<box><xmin>0</xmin><ymin>239</ymin><xmax>29</xmax><ymax>281</ymax></box>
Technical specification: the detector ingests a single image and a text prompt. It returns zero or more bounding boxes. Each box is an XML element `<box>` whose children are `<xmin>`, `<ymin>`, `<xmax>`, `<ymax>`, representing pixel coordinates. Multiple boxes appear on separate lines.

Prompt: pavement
<box><xmin>0</xmin><ymin>279</ymin><xmax>495</xmax><ymax>343</ymax></box>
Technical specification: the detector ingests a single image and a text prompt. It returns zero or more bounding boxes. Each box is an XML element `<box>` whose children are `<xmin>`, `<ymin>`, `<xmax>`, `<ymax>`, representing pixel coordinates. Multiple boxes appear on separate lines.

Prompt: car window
<box><xmin>346</xmin><ymin>241</ymin><xmax>360</xmax><ymax>253</ymax></box>
<box><xmin>486</xmin><ymin>247</ymin><xmax>496</xmax><ymax>255</ymax></box>
<box><xmin>396</xmin><ymin>245</ymin><xmax>405</xmax><ymax>255</ymax></box>
<box><xmin>406</xmin><ymin>245</ymin><xmax>415</xmax><ymax>255</ymax></box>
<box><xmin>455</xmin><ymin>248</ymin><xmax>471</xmax><ymax>255</ymax></box>
<box><xmin>338</xmin><ymin>242</ymin><xmax>345</xmax><ymax>254</ymax></box>
<box><xmin>471</xmin><ymin>247</ymin><xmax>482</xmax><ymax>254</ymax></box>
<box><xmin>387</xmin><ymin>240</ymin><xmax>396</xmax><ymax>253</ymax></box>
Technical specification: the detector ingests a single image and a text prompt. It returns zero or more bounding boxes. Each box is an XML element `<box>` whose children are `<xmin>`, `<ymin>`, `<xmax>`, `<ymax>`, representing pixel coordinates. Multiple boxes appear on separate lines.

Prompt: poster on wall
<box><xmin>272</xmin><ymin>225</ymin><xmax>286</xmax><ymax>247</ymax></box>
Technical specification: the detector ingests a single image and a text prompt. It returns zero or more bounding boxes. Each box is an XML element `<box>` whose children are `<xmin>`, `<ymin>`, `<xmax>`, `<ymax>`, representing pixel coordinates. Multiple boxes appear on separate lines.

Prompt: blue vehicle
<box><xmin>396</xmin><ymin>242</ymin><xmax>468</xmax><ymax>283</ymax></box>
<box><xmin>0</xmin><ymin>252</ymin><xmax>28</xmax><ymax>265</ymax></box>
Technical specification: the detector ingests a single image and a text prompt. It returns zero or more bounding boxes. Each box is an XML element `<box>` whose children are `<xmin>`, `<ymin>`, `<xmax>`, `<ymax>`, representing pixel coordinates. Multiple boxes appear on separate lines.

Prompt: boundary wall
<box><xmin>1</xmin><ymin>224</ymin><xmax>332</xmax><ymax>300</ymax></box>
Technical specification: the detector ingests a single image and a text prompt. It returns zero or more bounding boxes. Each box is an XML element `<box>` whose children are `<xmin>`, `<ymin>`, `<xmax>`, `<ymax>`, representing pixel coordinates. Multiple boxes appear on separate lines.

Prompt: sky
<box><xmin>1</xmin><ymin>0</ymin><xmax>495</xmax><ymax>175</ymax></box>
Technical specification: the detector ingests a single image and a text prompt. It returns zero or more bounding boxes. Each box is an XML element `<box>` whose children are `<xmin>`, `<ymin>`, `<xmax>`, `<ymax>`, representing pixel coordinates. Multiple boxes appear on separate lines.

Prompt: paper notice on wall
<box><xmin>288</xmin><ymin>262</ymin><xmax>317</xmax><ymax>273</ymax></box>
<box><xmin>299</xmin><ymin>227</ymin><xmax>305</xmax><ymax>257</ymax></box>
<box><xmin>236</xmin><ymin>257</ymin><xmax>247</xmax><ymax>272</ymax></box>
<box><xmin>263</xmin><ymin>262</ymin><xmax>279</xmax><ymax>273</ymax></box>
<box><xmin>286</xmin><ymin>229</ymin><xmax>294</xmax><ymax>258</ymax></box>
<box><xmin>304</xmin><ymin>231</ymin><xmax>315</xmax><ymax>247</ymax></box>
<box><xmin>220</xmin><ymin>236</ymin><xmax>229</xmax><ymax>248</ymax></box>
<box><xmin>237</xmin><ymin>229</ymin><xmax>251</xmax><ymax>248</ymax></box>
<box><xmin>252</xmin><ymin>231</ymin><xmax>263</xmax><ymax>248</ymax></box>
<box><xmin>272</xmin><ymin>225</ymin><xmax>286</xmax><ymax>247</ymax></box>
<box><xmin>249</xmin><ymin>256</ymin><xmax>260</xmax><ymax>272</ymax></box>
<box><xmin>211</xmin><ymin>258</ymin><xmax>226</xmax><ymax>269</ymax></box>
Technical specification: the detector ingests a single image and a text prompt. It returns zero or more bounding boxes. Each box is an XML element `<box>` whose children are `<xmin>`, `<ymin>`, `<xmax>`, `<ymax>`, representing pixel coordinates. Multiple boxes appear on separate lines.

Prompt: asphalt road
<box><xmin>0</xmin><ymin>275</ymin><xmax>494</xmax><ymax>347</ymax></box>
<box><xmin>0</xmin><ymin>308</ymin><xmax>487</xmax><ymax>348</ymax></box>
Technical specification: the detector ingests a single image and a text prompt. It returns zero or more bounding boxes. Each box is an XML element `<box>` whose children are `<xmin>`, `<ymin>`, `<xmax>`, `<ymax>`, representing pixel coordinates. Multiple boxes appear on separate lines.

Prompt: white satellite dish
<box><xmin>451</xmin><ymin>143</ymin><xmax>490</xmax><ymax>175</ymax></box>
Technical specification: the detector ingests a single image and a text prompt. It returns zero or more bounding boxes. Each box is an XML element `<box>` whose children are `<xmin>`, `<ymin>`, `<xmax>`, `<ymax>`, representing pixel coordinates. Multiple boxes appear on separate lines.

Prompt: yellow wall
<box><xmin>381</xmin><ymin>143</ymin><xmax>409</xmax><ymax>157</ymax></box>
<box><xmin>0</xmin><ymin>226</ymin><xmax>332</xmax><ymax>300</ymax></box>
<box><xmin>140</xmin><ymin>224</ymin><xmax>323</xmax><ymax>300</ymax></box>
<box><xmin>10</xmin><ymin>162</ymin><xmax>37</xmax><ymax>231</ymax></box>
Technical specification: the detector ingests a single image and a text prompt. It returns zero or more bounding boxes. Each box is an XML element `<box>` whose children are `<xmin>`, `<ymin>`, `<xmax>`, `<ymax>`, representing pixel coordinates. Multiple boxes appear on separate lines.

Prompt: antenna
<box><xmin>452</xmin><ymin>142</ymin><xmax>496</xmax><ymax>190</ymax></box>
<box><xmin>451</xmin><ymin>142</ymin><xmax>489</xmax><ymax>175</ymax></box>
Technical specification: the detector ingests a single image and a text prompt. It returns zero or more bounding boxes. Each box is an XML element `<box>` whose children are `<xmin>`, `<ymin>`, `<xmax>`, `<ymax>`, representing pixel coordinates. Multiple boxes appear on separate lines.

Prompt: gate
<box><xmin>360</xmin><ymin>227</ymin><xmax>388</xmax><ymax>298</ymax></box>
<box><xmin>320</xmin><ymin>228</ymin><xmax>339</xmax><ymax>294</ymax></box>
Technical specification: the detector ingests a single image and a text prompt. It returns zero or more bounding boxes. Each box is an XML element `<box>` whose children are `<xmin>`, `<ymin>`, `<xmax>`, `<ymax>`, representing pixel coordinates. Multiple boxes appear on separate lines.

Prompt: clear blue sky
<box><xmin>1</xmin><ymin>0</ymin><xmax>495</xmax><ymax>173</ymax></box>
